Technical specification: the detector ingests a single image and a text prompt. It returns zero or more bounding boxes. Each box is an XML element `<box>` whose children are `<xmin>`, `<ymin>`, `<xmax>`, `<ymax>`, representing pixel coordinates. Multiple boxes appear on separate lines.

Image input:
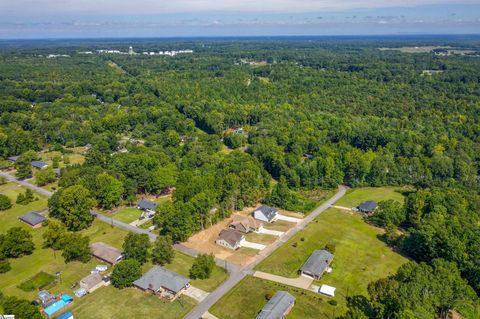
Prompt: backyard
<box><xmin>334</xmin><ymin>186</ymin><xmax>407</xmax><ymax>208</ymax></box>
<box><xmin>57</xmin><ymin>286</ymin><xmax>196</xmax><ymax>319</ymax></box>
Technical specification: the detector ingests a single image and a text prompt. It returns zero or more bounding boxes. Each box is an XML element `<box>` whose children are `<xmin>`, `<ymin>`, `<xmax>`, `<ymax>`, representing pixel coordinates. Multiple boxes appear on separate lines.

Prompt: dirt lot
<box><xmin>183</xmin><ymin>206</ymin><xmax>302</xmax><ymax>266</ymax></box>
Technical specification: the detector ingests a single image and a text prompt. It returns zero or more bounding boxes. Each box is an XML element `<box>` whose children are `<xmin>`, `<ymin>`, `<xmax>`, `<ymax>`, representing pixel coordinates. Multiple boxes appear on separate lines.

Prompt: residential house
<box><xmin>7</xmin><ymin>155</ymin><xmax>19</xmax><ymax>162</ymax></box>
<box><xmin>80</xmin><ymin>273</ymin><xmax>104</xmax><ymax>293</ymax></box>
<box><xmin>229</xmin><ymin>215</ymin><xmax>262</xmax><ymax>233</ymax></box>
<box><xmin>253</xmin><ymin>205</ymin><xmax>278</xmax><ymax>223</ymax></box>
<box><xmin>300</xmin><ymin>250</ymin><xmax>334</xmax><ymax>279</ymax></box>
<box><xmin>357</xmin><ymin>201</ymin><xmax>378</xmax><ymax>214</ymax></box>
<box><xmin>215</xmin><ymin>229</ymin><xmax>245</xmax><ymax>250</ymax></box>
<box><xmin>31</xmin><ymin>160</ymin><xmax>48</xmax><ymax>169</ymax></box>
<box><xmin>137</xmin><ymin>199</ymin><xmax>158</xmax><ymax>215</ymax></box>
<box><xmin>133</xmin><ymin>266</ymin><xmax>190</xmax><ymax>301</ymax></box>
<box><xmin>90</xmin><ymin>242</ymin><xmax>123</xmax><ymax>265</ymax></box>
<box><xmin>18</xmin><ymin>211</ymin><xmax>46</xmax><ymax>228</ymax></box>
<box><xmin>256</xmin><ymin>291</ymin><xmax>296</xmax><ymax>319</ymax></box>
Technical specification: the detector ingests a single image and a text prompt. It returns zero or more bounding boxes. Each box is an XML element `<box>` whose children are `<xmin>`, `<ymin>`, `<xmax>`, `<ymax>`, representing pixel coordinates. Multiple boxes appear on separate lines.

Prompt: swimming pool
<box><xmin>44</xmin><ymin>294</ymin><xmax>73</xmax><ymax>317</ymax></box>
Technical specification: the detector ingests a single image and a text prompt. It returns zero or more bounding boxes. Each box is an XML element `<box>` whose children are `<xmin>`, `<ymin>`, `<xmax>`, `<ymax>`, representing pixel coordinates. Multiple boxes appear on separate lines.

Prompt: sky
<box><xmin>0</xmin><ymin>1</ymin><xmax>480</xmax><ymax>38</ymax></box>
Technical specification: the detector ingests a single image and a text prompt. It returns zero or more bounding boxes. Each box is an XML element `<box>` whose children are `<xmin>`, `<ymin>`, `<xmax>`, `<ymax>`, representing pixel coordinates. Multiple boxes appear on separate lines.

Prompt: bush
<box><xmin>15</xmin><ymin>189</ymin><xmax>35</xmax><ymax>205</ymax></box>
<box><xmin>0</xmin><ymin>194</ymin><xmax>12</xmax><ymax>210</ymax></box>
<box><xmin>111</xmin><ymin>259</ymin><xmax>142</xmax><ymax>289</ymax></box>
<box><xmin>265</xmin><ymin>290</ymin><xmax>275</xmax><ymax>300</ymax></box>
<box><xmin>328</xmin><ymin>300</ymin><xmax>338</xmax><ymax>306</ymax></box>
<box><xmin>0</xmin><ymin>259</ymin><xmax>11</xmax><ymax>273</ymax></box>
<box><xmin>324</xmin><ymin>242</ymin><xmax>336</xmax><ymax>254</ymax></box>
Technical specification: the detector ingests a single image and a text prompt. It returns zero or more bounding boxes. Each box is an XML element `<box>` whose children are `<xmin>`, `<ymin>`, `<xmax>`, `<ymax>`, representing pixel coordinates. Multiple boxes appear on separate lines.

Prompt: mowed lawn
<box><xmin>60</xmin><ymin>285</ymin><xmax>196</xmax><ymax>319</ymax></box>
<box><xmin>112</xmin><ymin>207</ymin><xmax>142</xmax><ymax>223</ymax></box>
<box><xmin>142</xmin><ymin>251</ymin><xmax>228</xmax><ymax>292</ymax></box>
<box><xmin>335</xmin><ymin>186</ymin><xmax>406</xmax><ymax>208</ymax></box>
<box><xmin>211</xmin><ymin>276</ymin><xmax>328</xmax><ymax>319</ymax></box>
<box><xmin>250</xmin><ymin>188</ymin><xmax>409</xmax><ymax>317</ymax></box>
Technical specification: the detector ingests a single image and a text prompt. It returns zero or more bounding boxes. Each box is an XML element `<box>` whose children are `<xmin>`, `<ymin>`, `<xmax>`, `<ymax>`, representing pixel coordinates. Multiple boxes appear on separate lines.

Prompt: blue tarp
<box><xmin>56</xmin><ymin>311</ymin><xmax>74</xmax><ymax>319</ymax></box>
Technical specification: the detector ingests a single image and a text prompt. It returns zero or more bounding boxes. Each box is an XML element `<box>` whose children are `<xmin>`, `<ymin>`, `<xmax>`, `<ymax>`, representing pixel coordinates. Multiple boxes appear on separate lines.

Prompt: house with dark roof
<box><xmin>357</xmin><ymin>201</ymin><xmax>378</xmax><ymax>214</ymax></box>
<box><xmin>7</xmin><ymin>155</ymin><xmax>19</xmax><ymax>162</ymax></box>
<box><xmin>31</xmin><ymin>160</ymin><xmax>48</xmax><ymax>169</ymax></box>
<box><xmin>137</xmin><ymin>200</ymin><xmax>158</xmax><ymax>214</ymax></box>
<box><xmin>18</xmin><ymin>212</ymin><xmax>46</xmax><ymax>228</ymax></box>
<box><xmin>253</xmin><ymin>205</ymin><xmax>278</xmax><ymax>223</ymax></box>
<box><xmin>256</xmin><ymin>291</ymin><xmax>296</xmax><ymax>319</ymax></box>
<box><xmin>133</xmin><ymin>266</ymin><xmax>190</xmax><ymax>301</ymax></box>
<box><xmin>300</xmin><ymin>250</ymin><xmax>334</xmax><ymax>279</ymax></box>
<box><xmin>215</xmin><ymin>229</ymin><xmax>245</xmax><ymax>250</ymax></box>
<box><xmin>90</xmin><ymin>242</ymin><xmax>123</xmax><ymax>265</ymax></box>
<box><xmin>229</xmin><ymin>215</ymin><xmax>262</xmax><ymax>233</ymax></box>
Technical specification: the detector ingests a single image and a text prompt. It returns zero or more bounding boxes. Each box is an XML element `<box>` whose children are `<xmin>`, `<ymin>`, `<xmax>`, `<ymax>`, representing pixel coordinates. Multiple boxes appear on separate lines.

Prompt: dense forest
<box><xmin>0</xmin><ymin>36</ymin><xmax>479</xmax><ymax>318</ymax></box>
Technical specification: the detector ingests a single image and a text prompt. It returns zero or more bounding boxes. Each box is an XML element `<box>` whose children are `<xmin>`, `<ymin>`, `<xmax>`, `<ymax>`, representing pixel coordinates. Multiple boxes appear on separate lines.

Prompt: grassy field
<box><xmin>335</xmin><ymin>186</ymin><xmax>406</xmax><ymax>208</ymax></box>
<box><xmin>39</xmin><ymin>151</ymin><xmax>85</xmax><ymax>168</ymax></box>
<box><xmin>59</xmin><ymin>285</ymin><xmax>196</xmax><ymax>319</ymax></box>
<box><xmin>142</xmin><ymin>251</ymin><xmax>228</xmax><ymax>292</ymax></box>
<box><xmin>112</xmin><ymin>207</ymin><xmax>142</xmax><ymax>223</ymax></box>
<box><xmin>210</xmin><ymin>276</ymin><xmax>330</xmax><ymax>319</ymax></box>
<box><xmin>250</xmin><ymin>188</ymin><xmax>409</xmax><ymax>317</ymax></box>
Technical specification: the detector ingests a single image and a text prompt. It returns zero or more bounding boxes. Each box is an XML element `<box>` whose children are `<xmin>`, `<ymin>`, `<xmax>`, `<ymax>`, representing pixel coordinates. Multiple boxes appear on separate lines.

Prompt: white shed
<box><xmin>319</xmin><ymin>284</ymin><xmax>336</xmax><ymax>297</ymax></box>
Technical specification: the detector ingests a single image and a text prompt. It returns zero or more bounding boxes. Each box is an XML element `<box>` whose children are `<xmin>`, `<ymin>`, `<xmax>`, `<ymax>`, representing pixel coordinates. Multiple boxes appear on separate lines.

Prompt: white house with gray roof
<box><xmin>253</xmin><ymin>205</ymin><xmax>278</xmax><ymax>223</ymax></box>
<box><xmin>137</xmin><ymin>199</ymin><xmax>158</xmax><ymax>215</ymax></box>
<box><xmin>133</xmin><ymin>266</ymin><xmax>190</xmax><ymax>301</ymax></box>
<box><xmin>300</xmin><ymin>250</ymin><xmax>334</xmax><ymax>279</ymax></box>
<box><xmin>256</xmin><ymin>291</ymin><xmax>295</xmax><ymax>319</ymax></box>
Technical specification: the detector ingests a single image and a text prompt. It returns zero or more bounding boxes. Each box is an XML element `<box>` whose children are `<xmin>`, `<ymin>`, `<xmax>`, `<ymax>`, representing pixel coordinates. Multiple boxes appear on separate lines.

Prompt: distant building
<box><xmin>31</xmin><ymin>160</ymin><xmax>48</xmax><ymax>169</ymax></box>
<box><xmin>216</xmin><ymin>229</ymin><xmax>245</xmax><ymax>250</ymax></box>
<box><xmin>129</xmin><ymin>46</ymin><xmax>134</xmax><ymax>55</ymax></box>
<box><xmin>7</xmin><ymin>155</ymin><xmax>19</xmax><ymax>162</ymax></box>
<box><xmin>229</xmin><ymin>215</ymin><xmax>262</xmax><ymax>233</ymax></box>
<box><xmin>133</xmin><ymin>266</ymin><xmax>190</xmax><ymax>301</ymax></box>
<box><xmin>253</xmin><ymin>205</ymin><xmax>278</xmax><ymax>223</ymax></box>
<box><xmin>357</xmin><ymin>201</ymin><xmax>378</xmax><ymax>214</ymax></box>
<box><xmin>300</xmin><ymin>250</ymin><xmax>334</xmax><ymax>279</ymax></box>
<box><xmin>137</xmin><ymin>200</ymin><xmax>158</xmax><ymax>214</ymax></box>
<box><xmin>90</xmin><ymin>242</ymin><xmax>123</xmax><ymax>265</ymax></box>
<box><xmin>18</xmin><ymin>212</ymin><xmax>46</xmax><ymax>228</ymax></box>
<box><xmin>256</xmin><ymin>291</ymin><xmax>295</xmax><ymax>319</ymax></box>
<box><xmin>80</xmin><ymin>273</ymin><xmax>104</xmax><ymax>293</ymax></box>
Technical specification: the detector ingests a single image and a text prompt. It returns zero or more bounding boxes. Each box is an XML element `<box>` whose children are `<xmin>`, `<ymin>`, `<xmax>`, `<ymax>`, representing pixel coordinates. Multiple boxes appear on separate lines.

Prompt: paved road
<box><xmin>0</xmin><ymin>171</ymin><xmax>54</xmax><ymax>197</ymax></box>
<box><xmin>183</xmin><ymin>185</ymin><xmax>348</xmax><ymax>319</ymax></box>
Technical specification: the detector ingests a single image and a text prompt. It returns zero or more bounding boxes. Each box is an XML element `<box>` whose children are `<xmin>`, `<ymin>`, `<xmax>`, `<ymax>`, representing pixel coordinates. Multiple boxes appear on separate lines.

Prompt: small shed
<box><xmin>7</xmin><ymin>155</ymin><xmax>19</xmax><ymax>162</ymax></box>
<box><xmin>319</xmin><ymin>284</ymin><xmax>336</xmax><ymax>297</ymax></box>
<box><xmin>18</xmin><ymin>212</ymin><xmax>46</xmax><ymax>228</ymax></box>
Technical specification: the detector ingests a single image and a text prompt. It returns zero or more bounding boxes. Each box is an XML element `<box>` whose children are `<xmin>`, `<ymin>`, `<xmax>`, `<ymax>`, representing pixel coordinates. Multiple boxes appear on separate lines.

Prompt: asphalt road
<box><xmin>0</xmin><ymin>171</ymin><xmax>54</xmax><ymax>197</ymax></box>
<box><xmin>183</xmin><ymin>185</ymin><xmax>348</xmax><ymax>319</ymax></box>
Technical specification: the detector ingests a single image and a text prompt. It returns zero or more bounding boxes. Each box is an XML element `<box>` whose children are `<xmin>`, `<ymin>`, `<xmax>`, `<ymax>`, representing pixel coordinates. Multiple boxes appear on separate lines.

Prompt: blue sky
<box><xmin>0</xmin><ymin>1</ymin><xmax>479</xmax><ymax>38</ymax></box>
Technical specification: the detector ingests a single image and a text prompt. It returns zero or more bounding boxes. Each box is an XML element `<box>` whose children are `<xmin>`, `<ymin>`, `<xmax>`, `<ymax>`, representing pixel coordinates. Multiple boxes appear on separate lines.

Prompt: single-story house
<box><xmin>90</xmin><ymin>242</ymin><xmax>123</xmax><ymax>265</ymax></box>
<box><xmin>215</xmin><ymin>229</ymin><xmax>245</xmax><ymax>250</ymax></box>
<box><xmin>229</xmin><ymin>215</ymin><xmax>262</xmax><ymax>233</ymax></box>
<box><xmin>133</xmin><ymin>266</ymin><xmax>190</xmax><ymax>301</ymax></box>
<box><xmin>18</xmin><ymin>211</ymin><xmax>46</xmax><ymax>228</ymax></box>
<box><xmin>253</xmin><ymin>205</ymin><xmax>278</xmax><ymax>223</ymax></box>
<box><xmin>80</xmin><ymin>272</ymin><xmax>104</xmax><ymax>293</ymax></box>
<box><xmin>256</xmin><ymin>291</ymin><xmax>296</xmax><ymax>319</ymax></box>
<box><xmin>31</xmin><ymin>160</ymin><xmax>48</xmax><ymax>169</ymax></box>
<box><xmin>56</xmin><ymin>311</ymin><xmax>74</xmax><ymax>319</ymax></box>
<box><xmin>7</xmin><ymin>155</ymin><xmax>19</xmax><ymax>162</ymax></box>
<box><xmin>137</xmin><ymin>199</ymin><xmax>158</xmax><ymax>214</ymax></box>
<box><xmin>357</xmin><ymin>201</ymin><xmax>378</xmax><ymax>214</ymax></box>
<box><xmin>300</xmin><ymin>250</ymin><xmax>334</xmax><ymax>279</ymax></box>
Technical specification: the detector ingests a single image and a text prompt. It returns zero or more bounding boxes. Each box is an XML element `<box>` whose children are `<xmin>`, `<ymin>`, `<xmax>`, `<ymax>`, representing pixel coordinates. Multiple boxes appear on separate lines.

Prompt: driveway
<box><xmin>184</xmin><ymin>286</ymin><xmax>209</xmax><ymax>302</ymax></box>
<box><xmin>241</xmin><ymin>240</ymin><xmax>266</xmax><ymax>250</ymax></box>
<box><xmin>276</xmin><ymin>214</ymin><xmax>302</xmax><ymax>223</ymax></box>
<box><xmin>257</xmin><ymin>227</ymin><xmax>284</xmax><ymax>236</ymax></box>
<box><xmin>253</xmin><ymin>271</ymin><xmax>313</xmax><ymax>289</ymax></box>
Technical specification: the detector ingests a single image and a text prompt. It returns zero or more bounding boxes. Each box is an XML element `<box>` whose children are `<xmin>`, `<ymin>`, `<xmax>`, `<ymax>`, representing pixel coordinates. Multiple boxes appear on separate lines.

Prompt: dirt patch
<box><xmin>183</xmin><ymin>206</ymin><xmax>301</xmax><ymax>266</ymax></box>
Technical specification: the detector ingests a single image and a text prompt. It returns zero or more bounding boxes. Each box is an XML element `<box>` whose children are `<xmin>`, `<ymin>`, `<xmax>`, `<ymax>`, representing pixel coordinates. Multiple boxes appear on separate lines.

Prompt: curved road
<box><xmin>183</xmin><ymin>185</ymin><xmax>348</xmax><ymax>319</ymax></box>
